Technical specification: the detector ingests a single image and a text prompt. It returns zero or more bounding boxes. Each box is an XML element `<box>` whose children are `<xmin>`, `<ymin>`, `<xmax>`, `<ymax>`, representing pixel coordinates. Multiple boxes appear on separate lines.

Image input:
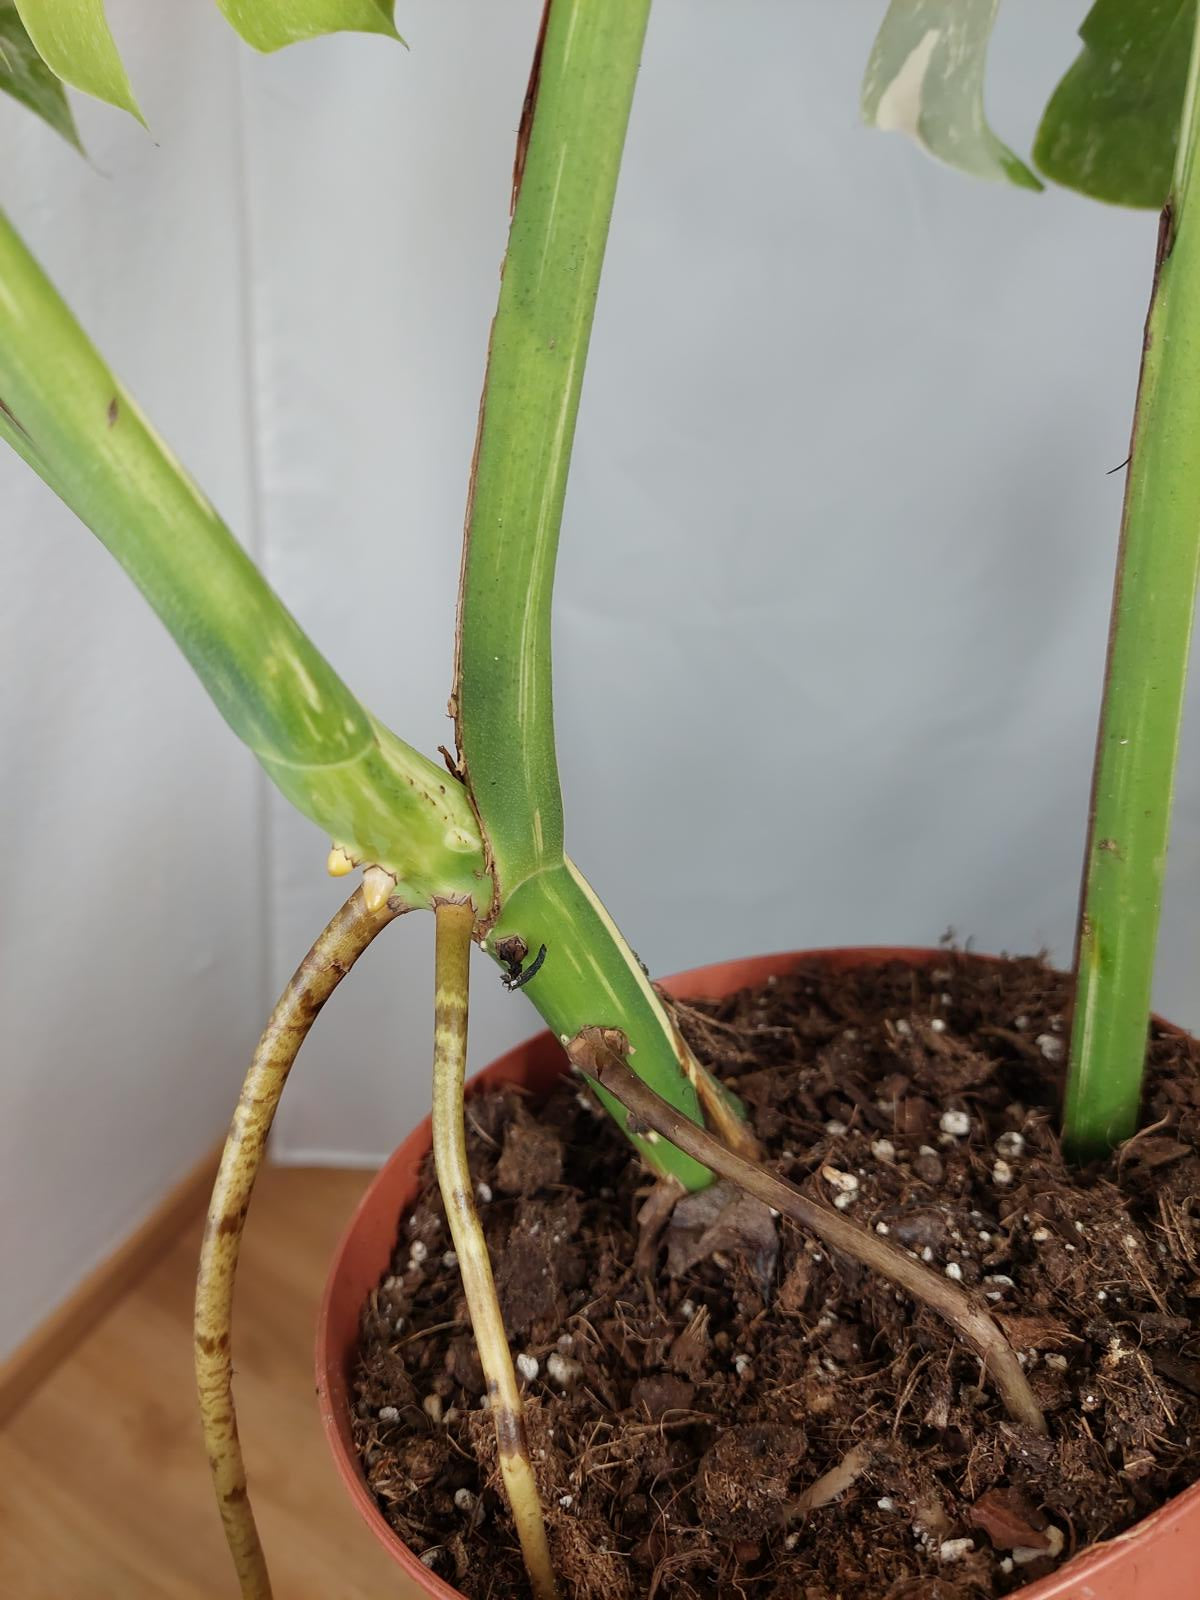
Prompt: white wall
<box><xmin>2</xmin><ymin>2</ymin><xmax>1194</xmax><ymax>1351</ymax></box>
<box><xmin>251</xmin><ymin>2</ymin><xmax>1184</xmax><ymax>1164</ymax></box>
<box><xmin>0</xmin><ymin>3</ymin><xmax>266</xmax><ymax>1358</ymax></box>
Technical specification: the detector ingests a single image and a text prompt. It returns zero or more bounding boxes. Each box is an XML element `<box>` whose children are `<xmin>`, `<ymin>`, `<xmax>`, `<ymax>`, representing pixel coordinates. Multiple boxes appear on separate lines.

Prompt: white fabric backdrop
<box><xmin>252</xmin><ymin>2</ymin><xmax>1186</xmax><ymax>1163</ymax></box>
<box><xmin>2</xmin><ymin>2</ymin><xmax>1195</xmax><ymax>1351</ymax></box>
<box><xmin>0</xmin><ymin>4</ymin><xmax>264</xmax><ymax>1357</ymax></box>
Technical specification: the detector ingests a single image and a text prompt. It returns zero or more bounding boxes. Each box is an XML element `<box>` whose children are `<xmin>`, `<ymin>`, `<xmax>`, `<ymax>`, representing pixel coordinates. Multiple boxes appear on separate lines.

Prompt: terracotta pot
<box><xmin>317</xmin><ymin>947</ymin><xmax>1200</xmax><ymax>1600</ymax></box>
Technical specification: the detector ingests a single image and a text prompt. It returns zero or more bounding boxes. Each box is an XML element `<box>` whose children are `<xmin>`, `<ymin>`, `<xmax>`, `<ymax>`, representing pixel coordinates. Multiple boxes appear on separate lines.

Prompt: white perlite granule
<box><xmin>938</xmin><ymin>1538</ymin><xmax>975</xmax><ymax>1563</ymax></box>
<box><xmin>547</xmin><ymin>1352</ymin><xmax>580</xmax><ymax>1387</ymax></box>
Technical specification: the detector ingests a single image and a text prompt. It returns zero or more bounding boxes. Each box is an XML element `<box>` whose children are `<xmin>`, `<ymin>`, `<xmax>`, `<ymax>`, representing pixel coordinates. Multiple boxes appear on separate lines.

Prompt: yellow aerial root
<box><xmin>431</xmin><ymin>900</ymin><xmax>559</xmax><ymax>1600</ymax></box>
<box><xmin>195</xmin><ymin>886</ymin><xmax>403</xmax><ymax>1599</ymax></box>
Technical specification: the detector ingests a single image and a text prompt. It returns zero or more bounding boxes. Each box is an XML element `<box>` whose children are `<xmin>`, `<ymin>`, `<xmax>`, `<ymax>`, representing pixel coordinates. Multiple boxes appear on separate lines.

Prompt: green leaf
<box><xmin>1034</xmin><ymin>0</ymin><xmax>1192</xmax><ymax>210</ymax></box>
<box><xmin>215</xmin><ymin>0</ymin><xmax>400</xmax><ymax>53</ymax></box>
<box><xmin>12</xmin><ymin>0</ymin><xmax>141</xmax><ymax>122</ymax></box>
<box><xmin>452</xmin><ymin>0</ymin><xmax>715</xmax><ymax>1186</ymax></box>
<box><xmin>0</xmin><ymin>1</ymin><xmax>81</xmax><ymax>147</ymax></box>
<box><xmin>862</xmin><ymin>0</ymin><xmax>1042</xmax><ymax>191</ymax></box>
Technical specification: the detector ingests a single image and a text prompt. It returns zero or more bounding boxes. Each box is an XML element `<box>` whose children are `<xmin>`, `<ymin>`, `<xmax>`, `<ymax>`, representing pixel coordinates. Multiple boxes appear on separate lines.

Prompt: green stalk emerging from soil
<box><xmin>195</xmin><ymin>887</ymin><xmax>405</xmax><ymax>1599</ymax></box>
<box><xmin>432</xmin><ymin>901</ymin><xmax>559</xmax><ymax>1600</ymax></box>
<box><xmin>578</xmin><ymin>1029</ymin><xmax>1047</xmax><ymax>1437</ymax></box>
<box><xmin>1066</xmin><ymin>8</ymin><xmax>1200</xmax><ymax>1157</ymax></box>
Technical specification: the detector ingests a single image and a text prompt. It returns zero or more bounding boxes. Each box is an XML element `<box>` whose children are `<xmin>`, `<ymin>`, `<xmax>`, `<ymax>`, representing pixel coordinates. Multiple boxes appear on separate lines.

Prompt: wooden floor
<box><xmin>0</xmin><ymin>1167</ymin><xmax>421</xmax><ymax>1599</ymax></box>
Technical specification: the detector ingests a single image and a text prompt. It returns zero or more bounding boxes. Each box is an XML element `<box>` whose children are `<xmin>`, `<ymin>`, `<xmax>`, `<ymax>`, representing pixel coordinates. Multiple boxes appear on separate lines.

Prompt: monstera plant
<box><xmin>3</xmin><ymin>1</ymin><xmax>1199</xmax><ymax>1597</ymax></box>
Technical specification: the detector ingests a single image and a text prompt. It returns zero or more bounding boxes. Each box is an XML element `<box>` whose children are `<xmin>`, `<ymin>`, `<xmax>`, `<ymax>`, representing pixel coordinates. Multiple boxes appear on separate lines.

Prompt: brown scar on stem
<box><xmin>511</xmin><ymin>0</ymin><xmax>552</xmax><ymax>212</ymax></box>
<box><xmin>450</xmin><ymin>321</ymin><xmax>500</xmax><ymax>926</ymax></box>
<box><xmin>0</xmin><ymin>396</ymin><xmax>30</xmax><ymax>439</ymax></box>
<box><xmin>107</xmin><ymin>396</ymin><xmax>119</xmax><ymax>426</ymax></box>
<box><xmin>492</xmin><ymin>1406</ymin><xmax>528</xmax><ymax>1460</ymax></box>
<box><xmin>1156</xmin><ymin>197</ymin><xmax>1176</xmax><ymax>271</ymax></box>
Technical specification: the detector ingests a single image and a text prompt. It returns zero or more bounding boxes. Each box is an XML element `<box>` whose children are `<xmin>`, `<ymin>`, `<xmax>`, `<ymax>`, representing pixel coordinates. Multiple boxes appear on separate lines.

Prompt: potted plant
<box><xmin>3</xmin><ymin>1</ymin><xmax>1200</xmax><ymax>1597</ymax></box>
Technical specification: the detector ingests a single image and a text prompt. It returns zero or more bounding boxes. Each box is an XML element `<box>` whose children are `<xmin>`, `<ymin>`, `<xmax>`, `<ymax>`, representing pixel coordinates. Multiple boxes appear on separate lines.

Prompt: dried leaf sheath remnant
<box><xmin>196</xmin><ymin>888</ymin><xmax>405</xmax><ymax>1600</ymax></box>
<box><xmin>575</xmin><ymin>1028</ymin><xmax>1047</xmax><ymax>1436</ymax></box>
<box><xmin>431</xmin><ymin>901</ymin><xmax>559</xmax><ymax>1600</ymax></box>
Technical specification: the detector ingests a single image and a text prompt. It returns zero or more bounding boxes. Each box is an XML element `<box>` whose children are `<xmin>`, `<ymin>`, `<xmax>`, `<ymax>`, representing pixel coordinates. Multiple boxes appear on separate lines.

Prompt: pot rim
<box><xmin>316</xmin><ymin>944</ymin><xmax>1200</xmax><ymax>1600</ymax></box>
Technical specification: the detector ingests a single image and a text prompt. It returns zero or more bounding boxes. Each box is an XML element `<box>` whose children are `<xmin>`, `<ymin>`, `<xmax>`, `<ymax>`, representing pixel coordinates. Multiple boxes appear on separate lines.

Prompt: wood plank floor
<box><xmin>0</xmin><ymin>1167</ymin><xmax>420</xmax><ymax>1599</ymax></box>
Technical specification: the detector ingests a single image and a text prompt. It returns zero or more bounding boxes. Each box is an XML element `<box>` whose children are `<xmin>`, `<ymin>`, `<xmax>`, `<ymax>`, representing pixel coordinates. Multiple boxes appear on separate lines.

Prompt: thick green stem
<box><xmin>488</xmin><ymin>862</ymin><xmax>709</xmax><ymax>1189</ymax></box>
<box><xmin>453</xmin><ymin>0</ymin><xmax>712</xmax><ymax>1184</ymax></box>
<box><xmin>0</xmin><ymin>207</ymin><xmax>486</xmax><ymax>909</ymax></box>
<box><xmin>453</xmin><ymin>0</ymin><xmax>650</xmax><ymax>886</ymax></box>
<box><xmin>1065</xmin><ymin>7</ymin><xmax>1200</xmax><ymax>1158</ymax></box>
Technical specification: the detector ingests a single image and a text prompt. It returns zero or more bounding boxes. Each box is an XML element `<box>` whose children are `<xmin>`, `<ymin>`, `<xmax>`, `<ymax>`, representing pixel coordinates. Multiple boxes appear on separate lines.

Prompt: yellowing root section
<box><xmin>195</xmin><ymin>887</ymin><xmax>404</xmax><ymax>1599</ymax></box>
<box><xmin>431</xmin><ymin>900</ymin><xmax>559</xmax><ymax>1600</ymax></box>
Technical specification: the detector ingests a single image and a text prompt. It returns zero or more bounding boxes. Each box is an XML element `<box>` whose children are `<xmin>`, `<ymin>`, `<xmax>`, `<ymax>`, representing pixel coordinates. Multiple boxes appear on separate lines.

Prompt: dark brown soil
<box><xmin>351</xmin><ymin>954</ymin><xmax>1200</xmax><ymax>1599</ymax></box>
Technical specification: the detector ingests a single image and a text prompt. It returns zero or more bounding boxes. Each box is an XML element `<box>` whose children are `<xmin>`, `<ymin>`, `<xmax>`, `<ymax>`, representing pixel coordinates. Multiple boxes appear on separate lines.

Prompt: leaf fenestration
<box><xmin>862</xmin><ymin>0</ymin><xmax>1041</xmax><ymax>191</ymax></box>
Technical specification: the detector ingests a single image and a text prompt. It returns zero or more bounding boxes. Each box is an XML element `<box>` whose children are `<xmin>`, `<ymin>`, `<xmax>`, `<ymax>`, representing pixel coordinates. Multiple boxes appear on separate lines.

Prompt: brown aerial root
<box><xmin>573</xmin><ymin>1026</ymin><xmax>1047</xmax><ymax>1437</ymax></box>
<box><xmin>432</xmin><ymin>901</ymin><xmax>559</xmax><ymax>1600</ymax></box>
<box><xmin>195</xmin><ymin>886</ymin><xmax>405</xmax><ymax>1599</ymax></box>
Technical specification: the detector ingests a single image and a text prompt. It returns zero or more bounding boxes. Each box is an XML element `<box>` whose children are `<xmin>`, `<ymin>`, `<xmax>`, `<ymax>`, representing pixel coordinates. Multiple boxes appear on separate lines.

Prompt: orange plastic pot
<box><xmin>317</xmin><ymin>947</ymin><xmax>1200</xmax><ymax>1600</ymax></box>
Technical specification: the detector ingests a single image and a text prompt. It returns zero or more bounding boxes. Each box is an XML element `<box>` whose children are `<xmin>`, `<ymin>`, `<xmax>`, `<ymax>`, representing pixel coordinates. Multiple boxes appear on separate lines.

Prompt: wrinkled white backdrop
<box><xmin>2</xmin><ymin>2</ymin><xmax>1191</xmax><ymax>1353</ymax></box>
